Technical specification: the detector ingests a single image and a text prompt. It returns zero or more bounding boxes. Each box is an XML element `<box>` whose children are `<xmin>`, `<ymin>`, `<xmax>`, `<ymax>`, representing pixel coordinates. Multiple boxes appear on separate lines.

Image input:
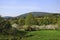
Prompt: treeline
<box><xmin>10</xmin><ymin>13</ymin><xmax>60</xmax><ymax>26</ymax></box>
<box><xmin>0</xmin><ymin>13</ymin><xmax>60</xmax><ymax>31</ymax></box>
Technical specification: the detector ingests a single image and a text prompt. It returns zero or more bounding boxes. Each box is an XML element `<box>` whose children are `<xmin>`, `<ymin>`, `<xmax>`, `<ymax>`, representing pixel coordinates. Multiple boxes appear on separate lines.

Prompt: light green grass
<box><xmin>22</xmin><ymin>30</ymin><xmax>60</xmax><ymax>40</ymax></box>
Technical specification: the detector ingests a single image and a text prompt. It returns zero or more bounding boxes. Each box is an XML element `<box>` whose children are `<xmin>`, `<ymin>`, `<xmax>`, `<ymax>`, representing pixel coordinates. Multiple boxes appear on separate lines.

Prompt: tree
<box><xmin>0</xmin><ymin>16</ymin><xmax>3</xmax><ymax>23</ymax></box>
<box><xmin>17</xmin><ymin>30</ymin><xmax>28</xmax><ymax>40</ymax></box>
<box><xmin>38</xmin><ymin>18</ymin><xmax>44</xmax><ymax>25</ymax></box>
<box><xmin>0</xmin><ymin>16</ymin><xmax>4</xmax><ymax>32</ymax></box>
<box><xmin>0</xmin><ymin>19</ymin><xmax>12</xmax><ymax>34</ymax></box>
<box><xmin>18</xmin><ymin>17</ymin><xmax>25</xmax><ymax>26</ymax></box>
<box><xmin>25</xmin><ymin>13</ymin><xmax>36</xmax><ymax>26</ymax></box>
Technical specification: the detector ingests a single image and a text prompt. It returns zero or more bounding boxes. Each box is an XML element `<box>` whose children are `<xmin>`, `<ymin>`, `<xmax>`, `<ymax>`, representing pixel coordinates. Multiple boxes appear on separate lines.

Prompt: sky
<box><xmin>0</xmin><ymin>0</ymin><xmax>60</xmax><ymax>17</ymax></box>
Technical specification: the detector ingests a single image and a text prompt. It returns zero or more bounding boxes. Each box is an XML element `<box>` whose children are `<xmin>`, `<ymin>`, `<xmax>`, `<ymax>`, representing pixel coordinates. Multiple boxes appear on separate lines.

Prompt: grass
<box><xmin>22</xmin><ymin>30</ymin><xmax>60</xmax><ymax>40</ymax></box>
<box><xmin>0</xmin><ymin>30</ymin><xmax>60</xmax><ymax>40</ymax></box>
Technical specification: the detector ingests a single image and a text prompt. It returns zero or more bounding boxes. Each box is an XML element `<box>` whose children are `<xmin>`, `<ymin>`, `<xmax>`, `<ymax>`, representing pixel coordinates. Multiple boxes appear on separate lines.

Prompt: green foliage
<box><xmin>0</xmin><ymin>16</ymin><xmax>3</xmax><ymax>23</ymax></box>
<box><xmin>37</xmin><ymin>18</ymin><xmax>43</xmax><ymax>25</ymax></box>
<box><xmin>0</xmin><ymin>20</ymin><xmax>12</xmax><ymax>34</ymax></box>
<box><xmin>37</xmin><ymin>15</ymin><xmax>59</xmax><ymax>26</ymax></box>
<box><xmin>25</xmin><ymin>13</ymin><xmax>36</xmax><ymax>26</ymax></box>
<box><xmin>8</xmin><ymin>14</ymin><xmax>60</xmax><ymax>27</ymax></box>
<box><xmin>18</xmin><ymin>17</ymin><xmax>25</xmax><ymax>26</ymax></box>
<box><xmin>57</xmin><ymin>20</ymin><xmax>60</xmax><ymax>26</ymax></box>
<box><xmin>0</xmin><ymin>14</ymin><xmax>60</xmax><ymax>40</ymax></box>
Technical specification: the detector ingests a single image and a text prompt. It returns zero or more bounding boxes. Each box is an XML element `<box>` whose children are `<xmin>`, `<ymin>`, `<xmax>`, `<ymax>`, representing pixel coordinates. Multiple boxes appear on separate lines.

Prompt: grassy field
<box><xmin>0</xmin><ymin>30</ymin><xmax>60</xmax><ymax>40</ymax></box>
<box><xmin>22</xmin><ymin>30</ymin><xmax>60</xmax><ymax>40</ymax></box>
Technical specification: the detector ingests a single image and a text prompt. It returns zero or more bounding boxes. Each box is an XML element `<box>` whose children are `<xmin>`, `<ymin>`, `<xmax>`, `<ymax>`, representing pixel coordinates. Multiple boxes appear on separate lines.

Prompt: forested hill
<box><xmin>3</xmin><ymin>12</ymin><xmax>60</xmax><ymax>19</ymax></box>
<box><xmin>16</xmin><ymin>12</ymin><xmax>60</xmax><ymax>18</ymax></box>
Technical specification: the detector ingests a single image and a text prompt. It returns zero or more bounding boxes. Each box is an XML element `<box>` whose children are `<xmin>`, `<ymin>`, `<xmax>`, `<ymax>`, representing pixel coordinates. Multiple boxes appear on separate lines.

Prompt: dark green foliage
<box><xmin>0</xmin><ymin>19</ymin><xmax>12</xmax><ymax>34</ymax></box>
<box><xmin>0</xmin><ymin>16</ymin><xmax>4</xmax><ymax>32</ymax></box>
<box><xmin>13</xmin><ymin>29</ymin><xmax>28</xmax><ymax>40</ymax></box>
<box><xmin>0</xmin><ymin>16</ymin><xmax>3</xmax><ymax>23</ymax></box>
<box><xmin>2</xmin><ymin>21</ymin><xmax>12</xmax><ymax>33</ymax></box>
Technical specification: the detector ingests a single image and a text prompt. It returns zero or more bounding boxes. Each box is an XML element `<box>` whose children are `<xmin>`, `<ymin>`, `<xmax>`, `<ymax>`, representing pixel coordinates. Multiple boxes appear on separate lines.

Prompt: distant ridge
<box><xmin>17</xmin><ymin>12</ymin><xmax>60</xmax><ymax>18</ymax></box>
<box><xmin>3</xmin><ymin>12</ymin><xmax>60</xmax><ymax>19</ymax></box>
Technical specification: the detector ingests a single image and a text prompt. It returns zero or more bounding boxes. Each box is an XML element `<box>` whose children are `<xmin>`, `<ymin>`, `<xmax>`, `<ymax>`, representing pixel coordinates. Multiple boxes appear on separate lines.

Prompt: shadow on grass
<box><xmin>26</xmin><ymin>34</ymin><xmax>34</xmax><ymax>37</ymax></box>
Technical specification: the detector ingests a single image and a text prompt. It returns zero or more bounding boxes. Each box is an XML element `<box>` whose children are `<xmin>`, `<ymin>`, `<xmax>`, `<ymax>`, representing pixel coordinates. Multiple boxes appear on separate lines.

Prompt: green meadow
<box><xmin>22</xmin><ymin>30</ymin><xmax>60</xmax><ymax>40</ymax></box>
<box><xmin>0</xmin><ymin>30</ymin><xmax>60</xmax><ymax>40</ymax></box>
